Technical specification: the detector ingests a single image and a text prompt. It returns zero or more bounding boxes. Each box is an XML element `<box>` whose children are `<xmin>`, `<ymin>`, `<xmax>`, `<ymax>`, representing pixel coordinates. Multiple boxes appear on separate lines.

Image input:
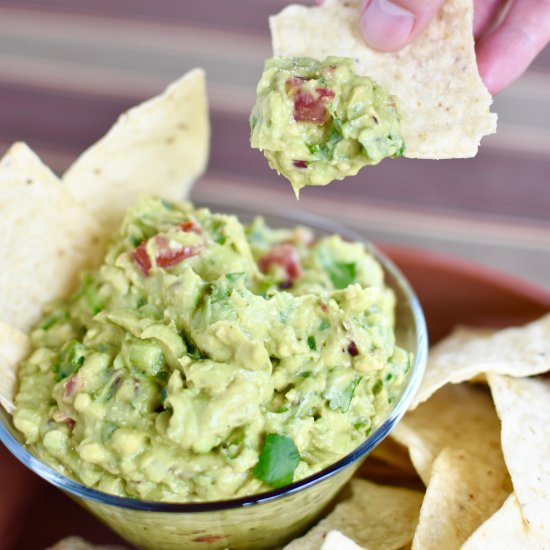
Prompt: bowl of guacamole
<box><xmin>1</xmin><ymin>196</ymin><xmax>427</xmax><ymax>549</ymax></box>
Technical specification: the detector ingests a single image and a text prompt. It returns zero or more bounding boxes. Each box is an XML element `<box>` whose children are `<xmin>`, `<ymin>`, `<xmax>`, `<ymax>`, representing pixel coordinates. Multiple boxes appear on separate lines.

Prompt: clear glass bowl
<box><xmin>0</xmin><ymin>203</ymin><xmax>428</xmax><ymax>550</ymax></box>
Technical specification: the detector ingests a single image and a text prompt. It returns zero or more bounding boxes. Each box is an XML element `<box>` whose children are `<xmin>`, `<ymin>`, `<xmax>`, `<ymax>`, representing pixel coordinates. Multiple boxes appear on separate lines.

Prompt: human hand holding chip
<box><xmin>356</xmin><ymin>0</ymin><xmax>550</xmax><ymax>94</ymax></box>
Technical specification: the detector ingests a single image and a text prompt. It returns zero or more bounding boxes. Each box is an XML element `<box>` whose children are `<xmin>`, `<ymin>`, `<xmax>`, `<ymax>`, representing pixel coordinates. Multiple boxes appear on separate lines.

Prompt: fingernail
<box><xmin>360</xmin><ymin>0</ymin><xmax>415</xmax><ymax>51</ymax></box>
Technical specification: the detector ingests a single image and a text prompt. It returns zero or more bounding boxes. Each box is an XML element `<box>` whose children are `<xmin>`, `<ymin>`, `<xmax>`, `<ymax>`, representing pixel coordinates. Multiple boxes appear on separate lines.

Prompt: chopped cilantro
<box><xmin>307</xmin><ymin>335</ymin><xmax>317</xmax><ymax>351</ymax></box>
<box><xmin>326</xmin><ymin>261</ymin><xmax>357</xmax><ymax>289</ymax></box>
<box><xmin>319</xmin><ymin>319</ymin><xmax>330</xmax><ymax>331</ymax></box>
<box><xmin>54</xmin><ymin>340</ymin><xmax>87</xmax><ymax>382</ymax></box>
<box><xmin>74</xmin><ymin>274</ymin><xmax>103</xmax><ymax>314</ymax></box>
<box><xmin>252</xmin><ymin>434</ymin><xmax>300</xmax><ymax>489</ymax></box>
<box><xmin>326</xmin><ymin>376</ymin><xmax>361</xmax><ymax>413</ymax></box>
<box><xmin>225</xmin><ymin>272</ymin><xmax>245</xmax><ymax>282</ymax></box>
<box><xmin>40</xmin><ymin>310</ymin><xmax>69</xmax><ymax>331</ymax></box>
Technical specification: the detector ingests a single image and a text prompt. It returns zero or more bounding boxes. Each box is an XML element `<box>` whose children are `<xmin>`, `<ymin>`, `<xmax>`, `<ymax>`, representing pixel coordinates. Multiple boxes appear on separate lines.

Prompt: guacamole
<box><xmin>13</xmin><ymin>196</ymin><xmax>410</xmax><ymax>502</ymax></box>
<box><xmin>250</xmin><ymin>57</ymin><xmax>405</xmax><ymax>194</ymax></box>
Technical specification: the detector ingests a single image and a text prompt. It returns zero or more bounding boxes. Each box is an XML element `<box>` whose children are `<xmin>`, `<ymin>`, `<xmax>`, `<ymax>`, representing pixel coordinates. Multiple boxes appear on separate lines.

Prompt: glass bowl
<box><xmin>0</xmin><ymin>203</ymin><xmax>427</xmax><ymax>550</ymax></box>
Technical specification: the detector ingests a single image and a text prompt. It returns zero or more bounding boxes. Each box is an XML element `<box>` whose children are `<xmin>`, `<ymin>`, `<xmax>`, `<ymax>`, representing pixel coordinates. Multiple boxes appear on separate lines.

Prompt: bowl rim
<box><xmin>0</xmin><ymin>203</ymin><xmax>428</xmax><ymax>513</ymax></box>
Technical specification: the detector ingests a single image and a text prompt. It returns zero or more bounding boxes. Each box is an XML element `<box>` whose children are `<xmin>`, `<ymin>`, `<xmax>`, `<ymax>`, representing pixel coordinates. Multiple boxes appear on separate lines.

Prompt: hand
<box><xmin>357</xmin><ymin>0</ymin><xmax>550</xmax><ymax>94</ymax></box>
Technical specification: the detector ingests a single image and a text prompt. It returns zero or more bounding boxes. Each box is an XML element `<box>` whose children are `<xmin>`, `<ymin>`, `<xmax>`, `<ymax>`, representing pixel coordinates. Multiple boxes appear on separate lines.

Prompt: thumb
<box><xmin>359</xmin><ymin>0</ymin><xmax>446</xmax><ymax>51</ymax></box>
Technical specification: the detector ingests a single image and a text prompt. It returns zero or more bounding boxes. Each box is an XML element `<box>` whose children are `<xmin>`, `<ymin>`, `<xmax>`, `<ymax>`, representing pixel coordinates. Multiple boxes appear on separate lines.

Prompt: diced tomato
<box><xmin>285</xmin><ymin>77</ymin><xmax>333</xmax><ymax>125</ymax></box>
<box><xmin>132</xmin><ymin>241</ymin><xmax>152</xmax><ymax>275</ymax></box>
<box><xmin>316</xmin><ymin>87</ymin><xmax>335</xmax><ymax>99</ymax></box>
<box><xmin>294</xmin><ymin>91</ymin><xmax>329</xmax><ymax>124</ymax></box>
<box><xmin>156</xmin><ymin>246</ymin><xmax>196</xmax><ymax>268</ymax></box>
<box><xmin>285</xmin><ymin>77</ymin><xmax>305</xmax><ymax>95</ymax></box>
<box><xmin>179</xmin><ymin>221</ymin><xmax>202</xmax><ymax>234</ymax></box>
<box><xmin>132</xmin><ymin>236</ymin><xmax>199</xmax><ymax>275</ymax></box>
<box><xmin>259</xmin><ymin>243</ymin><xmax>302</xmax><ymax>282</ymax></box>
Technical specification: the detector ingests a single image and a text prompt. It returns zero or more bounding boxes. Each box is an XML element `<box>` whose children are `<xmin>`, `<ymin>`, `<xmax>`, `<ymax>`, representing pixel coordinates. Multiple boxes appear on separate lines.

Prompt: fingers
<box><xmin>359</xmin><ymin>0</ymin><xmax>446</xmax><ymax>51</ymax></box>
<box><xmin>476</xmin><ymin>0</ymin><xmax>550</xmax><ymax>94</ymax></box>
<box><xmin>473</xmin><ymin>0</ymin><xmax>503</xmax><ymax>38</ymax></box>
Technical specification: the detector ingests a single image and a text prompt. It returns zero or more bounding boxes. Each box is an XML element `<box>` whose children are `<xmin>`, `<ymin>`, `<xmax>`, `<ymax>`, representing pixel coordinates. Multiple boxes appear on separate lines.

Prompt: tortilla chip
<box><xmin>47</xmin><ymin>537</ymin><xmax>127</xmax><ymax>550</ymax></box>
<box><xmin>63</xmin><ymin>68</ymin><xmax>209</xmax><ymax>232</ymax></box>
<box><xmin>461</xmin><ymin>494</ymin><xmax>542</xmax><ymax>550</ymax></box>
<box><xmin>487</xmin><ymin>373</ymin><xmax>550</xmax><ymax>541</ymax></box>
<box><xmin>284</xmin><ymin>479</ymin><xmax>422</xmax><ymax>550</ymax></box>
<box><xmin>391</xmin><ymin>384</ymin><xmax>508</xmax><ymax>485</ymax></box>
<box><xmin>0</xmin><ymin>143</ymin><xmax>103</xmax><ymax>332</ymax></box>
<box><xmin>358</xmin><ymin>437</ymin><xmax>421</xmax><ymax>489</ymax></box>
<box><xmin>0</xmin><ymin>321</ymin><xmax>30</xmax><ymax>413</ymax></box>
<box><xmin>412</xmin><ymin>447</ymin><xmax>510</xmax><ymax>549</ymax></box>
<box><xmin>271</xmin><ymin>0</ymin><xmax>496</xmax><ymax>159</ymax></box>
<box><xmin>367</xmin><ymin>434</ymin><xmax>415</xmax><ymax>472</ymax></box>
<box><xmin>411</xmin><ymin>315</ymin><xmax>550</xmax><ymax>409</ymax></box>
<box><xmin>320</xmin><ymin>531</ymin><xmax>366</xmax><ymax>550</ymax></box>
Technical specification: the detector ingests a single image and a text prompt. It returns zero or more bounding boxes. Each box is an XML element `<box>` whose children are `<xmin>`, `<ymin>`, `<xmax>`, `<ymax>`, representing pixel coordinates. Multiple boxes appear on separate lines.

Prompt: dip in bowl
<box><xmin>0</xmin><ymin>198</ymin><xmax>427</xmax><ymax>549</ymax></box>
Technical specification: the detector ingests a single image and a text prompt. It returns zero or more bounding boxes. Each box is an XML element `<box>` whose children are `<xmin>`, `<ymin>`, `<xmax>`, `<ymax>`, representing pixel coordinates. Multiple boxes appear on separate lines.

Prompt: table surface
<box><xmin>0</xmin><ymin>0</ymin><xmax>549</xmax><ymax>289</ymax></box>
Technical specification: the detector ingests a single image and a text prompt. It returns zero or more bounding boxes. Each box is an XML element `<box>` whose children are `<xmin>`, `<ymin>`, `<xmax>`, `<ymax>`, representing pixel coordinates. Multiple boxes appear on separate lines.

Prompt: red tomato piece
<box><xmin>155</xmin><ymin>241</ymin><xmax>197</xmax><ymax>268</ymax></box>
<box><xmin>259</xmin><ymin>243</ymin><xmax>302</xmax><ymax>282</ymax></box>
<box><xmin>132</xmin><ymin>241</ymin><xmax>152</xmax><ymax>276</ymax></box>
<box><xmin>179</xmin><ymin>221</ymin><xmax>202</xmax><ymax>234</ymax></box>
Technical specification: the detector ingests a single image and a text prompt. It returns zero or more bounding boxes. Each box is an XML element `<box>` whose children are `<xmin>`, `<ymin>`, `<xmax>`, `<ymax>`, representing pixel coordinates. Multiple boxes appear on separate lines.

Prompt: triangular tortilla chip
<box><xmin>284</xmin><ymin>479</ymin><xmax>422</xmax><ymax>550</ymax></box>
<box><xmin>487</xmin><ymin>374</ymin><xmax>550</xmax><ymax>542</ymax></box>
<box><xmin>411</xmin><ymin>315</ymin><xmax>550</xmax><ymax>409</ymax></box>
<box><xmin>0</xmin><ymin>321</ymin><xmax>30</xmax><ymax>413</ymax></box>
<box><xmin>391</xmin><ymin>384</ymin><xmax>508</xmax><ymax>484</ymax></box>
<box><xmin>63</xmin><ymin>68</ymin><xmax>209</xmax><ymax>232</ymax></box>
<box><xmin>461</xmin><ymin>494</ymin><xmax>543</xmax><ymax>550</ymax></box>
<box><xmin>0</xmin><ymin>143</ymin><xmax>103</xmax><ymax>332</ymax></box>
<box><xmin>411</xmin><ymin>447</ymin><xmax>510</xmax><ymax>550</ymax></box>
<box><xmin>271</xmin><ymin>0</ymin><xmax>496</xmax><ymax>159</ymax></box>
<box><xmin>320</xmin><ymin>530</ymin><xmax>366</xmax><ymax>550</ymax></box>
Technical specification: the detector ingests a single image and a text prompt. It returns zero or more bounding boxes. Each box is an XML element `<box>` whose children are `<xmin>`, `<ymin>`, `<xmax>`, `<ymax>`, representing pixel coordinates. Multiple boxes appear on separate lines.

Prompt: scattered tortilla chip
<box><xmin>358</xmin><ymin>437</ymin><xmax>421</xmax><ymax>489</ymax></box>
<box><xmin>461</xmin><ymin>494</ymin><xmax>542</xmax><ymax>550</ymax></box>
<box><xmin>0</xmin><ymin>321</ymin><xmax>30</xmax><ymax>413</ymax></box>
<box><xmin>367</xmin><ymin>434</ymin><xmax>415</xmax><ymax>472</ymax></box>
<box><xmin>391</xmin><ymin>384</ymin><xmax>508</xmax><ymax>485</ymax></box>
<box><xmin>284</xmin><ymin>479</ymin><xmax>422</xmax><ymax>550</ymax></box>
<box><xmin>47</xmin><ymin>537</ymin><xmax>126</xmax><ymax>550</ymax></box>
<box><xmin>412</xmin><ymin>447</ymin><xmax>510</xmax><ymax>550</ymax></box>
<box><xmin>411</xmin><ymin>315</ymin><xmax>550</xmax><ymax>409</ymax></box>
<box><xmin>0</xmin><ymin>142</ymin><xmax>103</xmax><ymax>332</ymax></box>
<box><xmin>63</xmin><ymin>68</ymin><xmax>209</xmax><ymax>232</ymax></box>
<box><xmin>320</xmin><ymin>530</ymin><xmax>366</xmax><ymax>550</ymax></box>
<box><xmin>487</xmin><ymin>373</ymin><xmax>550</xmax><ymax>542</ymax></box>
<box><xmin>271</xmin><ymin>0</ymin><xmax>496</xmax><ymax>159</ymax></box>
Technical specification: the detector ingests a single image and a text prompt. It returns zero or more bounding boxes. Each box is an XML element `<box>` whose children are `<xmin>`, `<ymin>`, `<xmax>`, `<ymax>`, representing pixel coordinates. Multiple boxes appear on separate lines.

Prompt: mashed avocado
<box><xmin>250</xmin><ymin>57</ymin><xmax>405</xmax><ymax>194</ymax></box>
<box><xmin>14</xmin><ymin>196</ymin><xmax>410</xmax><ymax>502</ymax></box>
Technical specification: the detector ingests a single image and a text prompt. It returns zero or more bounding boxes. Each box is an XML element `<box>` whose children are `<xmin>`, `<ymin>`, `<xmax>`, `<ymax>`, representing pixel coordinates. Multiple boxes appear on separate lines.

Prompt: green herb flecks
<box><xmin>325</xmin><ymin>375</ymin><xmax>361</xmax><ymax>413</ymax></box>
<box><xmin>253</xmin><ymin>434</ymin><xmax>300</xmax><ymax>489</ymax></box>
<box><xmin>40</xmin><ymin>310</ymin><xmax>69</xmax><ymax>331</ymax></box>
<box><xmin>54</xmin><ymin>340</ymin><xmax>87</xmax><ymax>382</ymax></box>
<box><xmin>225</xmin><ymin>272</ymin><xmax>245</xmax><ymax>282</ymax></box>
<box><xmin>74</xmin><ymin>273</ymin><xmax>103</xmax><ymax>315</ymax></box>
<box><xmin>326</xmin><ymin>261</ymin><xmax>357</xmax><ymax>289</ymax></box>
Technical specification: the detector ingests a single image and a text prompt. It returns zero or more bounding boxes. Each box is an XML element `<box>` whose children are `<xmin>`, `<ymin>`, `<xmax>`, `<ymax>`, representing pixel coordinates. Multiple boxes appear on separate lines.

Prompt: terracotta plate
<box><xmin>3</xmin><ymin>247</ymin><xmax>550</xmax><ymax>549</ymax></box>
